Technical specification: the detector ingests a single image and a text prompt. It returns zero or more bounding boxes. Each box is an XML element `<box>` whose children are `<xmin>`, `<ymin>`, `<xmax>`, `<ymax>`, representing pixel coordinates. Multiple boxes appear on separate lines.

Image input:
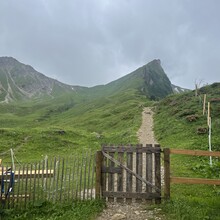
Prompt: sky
<box><xmin>0</xmin><ymin>0</ymin><xmax>219</xmax><ymax>89</ymax></box>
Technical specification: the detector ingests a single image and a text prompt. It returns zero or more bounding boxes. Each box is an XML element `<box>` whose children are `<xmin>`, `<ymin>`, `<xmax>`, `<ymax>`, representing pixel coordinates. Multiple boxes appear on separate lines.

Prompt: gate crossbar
<box><xmin>102</xmin><ymin>151</ymin><xmax>161</xmax><ymax>193</ymax></box>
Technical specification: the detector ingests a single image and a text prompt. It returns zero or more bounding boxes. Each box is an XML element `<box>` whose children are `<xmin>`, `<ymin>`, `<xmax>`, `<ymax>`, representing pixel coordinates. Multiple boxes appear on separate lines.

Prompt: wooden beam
<box><xmin>102</xmin><ymin>146</ymin><xmax>161</xmax><ymax>153</ymax></box>
<box><xmin>169</xmin><ymin>149</ymin><xmax>220</xmax><ymax>157</ymax></box>
<box><xmin>0</xmin><ymin>194</ymin><xmax>30</xmax><ymax>200</ymax></box>
<box><xmin>171</xmin><ymin>177</ymin><xmax>220</xmax><ymax>185</ymax></box>
<box><xmin>0</xmin><ymin>170</ymin><xmax>54</xmax><ymax>179</ymax></box>
<box><xmin>102</xmin><ymin>191</ymin><xmax>160</xmax><ymax>199</ymax></box>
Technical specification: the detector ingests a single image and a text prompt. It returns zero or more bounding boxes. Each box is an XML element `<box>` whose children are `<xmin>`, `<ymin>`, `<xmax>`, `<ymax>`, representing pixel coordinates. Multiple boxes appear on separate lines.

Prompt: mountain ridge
<box><xmin>0</xmin><ymin>56</ymin><xmax>187</xmax><ymax>103</ymax></box>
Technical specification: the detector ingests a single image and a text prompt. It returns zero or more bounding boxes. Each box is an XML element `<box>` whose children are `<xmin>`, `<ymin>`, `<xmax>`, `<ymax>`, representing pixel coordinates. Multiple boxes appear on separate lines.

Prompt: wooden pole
<box><xmin>95</xmin><ymin>151</ymin><xmax>102</xmax><ymax>199</ymax></box>
<box><xmin>209</xmin><ymin>117</ymin><xmax>212</xmax><ymax>166</ymax></box>
<box><xmin>207</xmin><ymin>102</ymin><xmax>210</xmax><ymax>126</ymax></box>
<box><xmin>203</xmin><ymin>94</ymin><xmax>206</xmax><ymax>115</ymax></box>
<box><xmin>164</xmin><ymin>148</ymin><xmax>170</xmax><ymax>200</ymax></box>
<box><xmin>155</xmin><ymin>144</ymin><xmax>161</xmax><ymax>204</ymax></box>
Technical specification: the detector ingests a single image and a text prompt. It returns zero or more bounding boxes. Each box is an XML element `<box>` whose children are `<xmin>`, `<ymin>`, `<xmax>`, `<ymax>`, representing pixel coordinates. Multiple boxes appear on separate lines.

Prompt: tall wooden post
<box><xmin>95</xmin><ymin>151</ymin><xmax>102</xmax><ymax>199</ymax></box>
<box><xmin>207</xmin><ymin>102</ymin><xmax>210</xmax><ymax>126</ymax></box>
<box><xmin>155</xmin><ymin>144</ymin><xmax>161</xmax><ymax>204</ymax></box>
<box><xmin>164</xmin><ymin>148</ymin><xmax>170</xmax><ymax>200</ymax></box>
<box><xmin>203</xmin><ymin>94</ymin><xmax>206</xmax><ymax>115</ymax></box>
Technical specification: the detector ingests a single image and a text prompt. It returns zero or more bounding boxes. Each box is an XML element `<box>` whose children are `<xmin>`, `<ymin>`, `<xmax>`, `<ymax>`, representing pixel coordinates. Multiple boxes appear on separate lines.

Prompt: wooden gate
<box><xmin>95</xmin><ymin>145</ymin><xmax>161</xmax><ymax>203</ymax></box>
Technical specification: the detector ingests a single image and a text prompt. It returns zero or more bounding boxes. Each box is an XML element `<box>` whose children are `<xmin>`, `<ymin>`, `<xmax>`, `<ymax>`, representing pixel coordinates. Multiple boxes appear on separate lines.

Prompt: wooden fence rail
<box><xmin>0</xmin><ymin>151</ymin><xmax>96</xmax><ymax>209</ymax></box>
<box><xmin>164</xmin><ymin>148</ymin><xmax>220</xmax><ymax>199</ymax></box>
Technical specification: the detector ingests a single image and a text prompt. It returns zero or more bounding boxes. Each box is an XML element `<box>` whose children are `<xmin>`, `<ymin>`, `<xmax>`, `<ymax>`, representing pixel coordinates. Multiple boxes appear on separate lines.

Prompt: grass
<box><xmin>0</xmin><ymin>89</ymin><xmax>149</xmax><ymax>162</ymax></box>
<box><xmin>1</xmin><ymin>69</ymin><xmax>219</xmax><ymax>220</ymax></box>
<box><xmin>0</xmin><ymin>199</ymin><xmax>105</xmax><ymax>220</ymax></box>
<box><xmin>154</xmin><ymin>83</ymin><xmax>220</xmax><ymax>220</ymax></box>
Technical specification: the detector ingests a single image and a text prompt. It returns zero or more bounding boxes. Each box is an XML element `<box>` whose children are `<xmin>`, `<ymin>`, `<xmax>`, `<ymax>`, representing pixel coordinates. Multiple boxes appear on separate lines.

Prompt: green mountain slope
<box><xmin>154</xmin><ymin>84</ymin><xmax>220</xmax><ymax>220</ymax></box>
<box><xmin>154</xmin><ymin>82</ymin><xmax>220</xmax><ymax>150</ymax></box>
<box><xmin>0</xmin><ymin>57</ymin><xmax>174</xmax><ymax>161</ymax></box>
<box><xmin>0</xmin><ymin>57</ymin><xmax>81</xmax><ymax>102</ymax></box>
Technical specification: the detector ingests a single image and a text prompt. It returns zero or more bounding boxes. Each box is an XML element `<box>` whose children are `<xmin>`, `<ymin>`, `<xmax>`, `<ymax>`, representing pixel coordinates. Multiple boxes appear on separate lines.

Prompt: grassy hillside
<box><xmin>154</xmin><ymin>82</ymin><xmax>220</xmax><ymax>220</ymax></box>
<box><xmin>0</xmin><ymin>58</ymin><xmax>174</xmax><ymax>162</ymax></box>
<box><xmin>0</xmin><ymin>88</ymin><xmax>149</xmax><ymax>162</ymax></box>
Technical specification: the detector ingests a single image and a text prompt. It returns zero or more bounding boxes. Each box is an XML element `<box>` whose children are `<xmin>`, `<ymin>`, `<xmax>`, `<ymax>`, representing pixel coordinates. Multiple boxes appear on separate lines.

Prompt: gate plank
<box><xmin>136</xmin><ymin>145</ymin><xmax>143</xmax><ymax>202</ymax></box>
<box><xmin>108</xmin><ymin>152</ymin><xmax>115</xmax><ymax>202</ymax></box>
<box><xmin>146</xmin><ymin>144</ymin><xmax>153</xmax><ymax>201</ymax></box>
<box><xmin>117</xmin><ymin>150</ymin><xmax>124</xmax><ymax>202</ymax></box>
<box><xmin>126</xmin><ymin>151</ymin><xmax>133</xmax><ymax>203</ymax></box>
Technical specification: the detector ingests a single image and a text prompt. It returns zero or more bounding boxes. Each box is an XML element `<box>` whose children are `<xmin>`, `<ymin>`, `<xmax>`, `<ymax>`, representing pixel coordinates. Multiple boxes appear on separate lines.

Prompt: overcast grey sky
<box><xmin>0</xmin><ymin>0</ymin><xmax>219</xmax><ymax>89</ymax></box>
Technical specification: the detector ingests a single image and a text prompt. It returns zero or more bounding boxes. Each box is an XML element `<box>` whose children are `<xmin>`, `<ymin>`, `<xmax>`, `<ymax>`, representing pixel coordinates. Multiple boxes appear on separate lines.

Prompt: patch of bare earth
<box><xmin>96</xmin><ymin>107</ymin><xmax>165</xmax><ymax>220</ymax></box>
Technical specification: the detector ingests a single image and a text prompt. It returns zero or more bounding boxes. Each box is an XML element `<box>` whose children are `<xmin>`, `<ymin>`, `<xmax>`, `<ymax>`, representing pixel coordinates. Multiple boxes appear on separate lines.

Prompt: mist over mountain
<box><xmin>0</xmin><ymin>56</ymin><xmax>187</xmax><ymax>103</ymax></box>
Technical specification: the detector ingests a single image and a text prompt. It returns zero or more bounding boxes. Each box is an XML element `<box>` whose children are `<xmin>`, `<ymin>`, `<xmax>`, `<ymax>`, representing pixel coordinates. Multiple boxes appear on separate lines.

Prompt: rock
<box><xmin>134</xmin><ymin>211</ymin><xmax>140</xmax><ymax>215</ymax></box>
<box><xmin>185</xmin><ymin>114</ymin><xmax>199</xmax><ymax>122</ymax></box>
<box><xmin>111</xmin><ymin>213</ymin><xmax>126</xmax><ymax>220</ymax></box>
<box><xmin>197</xmin><ymin>127</ymin><xmax>207</xmax><ymax>134</ymax></box>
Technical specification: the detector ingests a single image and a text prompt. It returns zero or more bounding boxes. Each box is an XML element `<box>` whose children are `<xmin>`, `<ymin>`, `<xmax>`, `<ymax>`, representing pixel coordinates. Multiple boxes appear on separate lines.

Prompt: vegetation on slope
<box><xmin>0</xmin><ymin>58</ymin><xmax>174</xmax><ymax>161</ymax></box>
<box><xmin>0</xmin><ymin>89</ymin><xmax>149</xmax><ymax>162</ymax></box>
<box><xmin>154</xmin><ymin>82</ymin><xmax>220</xmax><ymax>220</ymax></box>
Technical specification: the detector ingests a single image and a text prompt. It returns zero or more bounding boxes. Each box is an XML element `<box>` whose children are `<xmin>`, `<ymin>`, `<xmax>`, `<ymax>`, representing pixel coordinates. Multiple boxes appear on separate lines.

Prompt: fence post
<box><xmin>155</xmin><ymin>144</ymin><xmax>161</xmax><ymax>204</ymax></box>
<box><xmin>95</xmin><ymin>151</ymin><xmax>102</xmax><ymax>199</ymax></box>
<box><xmin>164</xmin><ymin>148</ymin><xmax>170</xmax><ymax>200</ymax></box>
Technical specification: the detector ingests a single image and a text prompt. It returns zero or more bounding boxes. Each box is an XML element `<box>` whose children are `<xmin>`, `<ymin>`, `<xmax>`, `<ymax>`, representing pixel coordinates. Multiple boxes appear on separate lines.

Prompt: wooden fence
<box><xmin>163</xmin><ymin>148</ymin><xmax>220</xmax><ymax>199</ymax></box>
<box><xmin>0</xmin><ymin>151</ymin><xmax>96</xmax><ymax>209</ymax></box>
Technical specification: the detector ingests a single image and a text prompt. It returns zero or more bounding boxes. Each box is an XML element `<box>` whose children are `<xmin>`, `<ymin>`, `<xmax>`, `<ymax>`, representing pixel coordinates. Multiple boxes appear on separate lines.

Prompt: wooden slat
<box><xmin>24</xmin><ymin>165</ymin><xmax>29</xmax><ymax>208</ymax></box>
<box><xmin>60</xmin><ymin>158</ymin><xmax>65</xmax><ymax>201</ymax></box>
<box><xmin>117</xmin><ymin>151</ymin><xmax>124</xmax><ymax>202</ymax></box>
<box><xmin>102</xmin><ymin>151</ymin><xmax>107</xmax><ymax>200</ymax></box>
<box><xmin>171</xmin><ymin>177</ymin><xmax>220</xmax><ymax>185</ymax></box>
<box><xmin>76</xmin><ymin>155</ymin><xmax>81</xmax><ymax>199</ymax></box>
<box><xmin>83</xmin><ymin>153</ymin><xmax>88</xmax><ymax>200</ymax></box>
<box><xmin>79</xmin><ymin>155</ymin><xmax>83</xmax><ymax>200</ymax></box>
<box><xmin>72</xmin><ymin>157</ymin><xmax>77</xmax><ymax>199</ymax></box>
<box><xmin>126</xmin><ymin>151</ymin><xmax>133</xmax><ymax>203</ymax></box>
<box><xmin>95</xmin><ymin>151</ymin><xmax>102</xmax><ymax>199</ymax></box>
<box><xmin>108</xmin><ymin>152</ymin><xmax>115</xmax><ymax>202</ymax></box>
<box><xmin>55</xmin><ymin>158</ymin><xmax>60</xmax><ymax>201</ymax></box>
<box><xmin>146</xmin><ymin>144</ymin><xmax>153</xmax><ymax>195</ymax></box>
<box><xmin>52</xmin><ymin>157</ymin><xmax>57</xmax><ymax>202</ymax></box>
<box><xmin>136</xmin><ymin>145</ymin><xmax>142</xmax><ymax>202</ymax></box>
<box><xmin>102</xmin><ymin>146</ymin><xmax>161</xmax><ymax>153</ymax></box>
<box><xmin>103</xmin><ymin>191</ymin><xmax>160</xmax><ymax>199</ymax></box>
<box><xmin>169</xmin><ymin>149</ymin><xmax>220</xmax><ymax>157</ymax></box>
<box><xmin>91</xmin><ymin>154</ymin><xmax>96</xmax><ymax>199</ymax></box>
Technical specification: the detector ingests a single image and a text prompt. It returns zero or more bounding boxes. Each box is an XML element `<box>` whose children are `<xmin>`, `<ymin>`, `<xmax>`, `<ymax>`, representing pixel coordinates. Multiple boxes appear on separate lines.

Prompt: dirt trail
<box><xmin>137</xmin><ymin>107</ymin><xmax>158</xmax><ymax>145</ymax></box>
<box><xmin>96</xmin><ymin>107</ymin><xmax>163</xmax><ymax>220</ymax></box>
